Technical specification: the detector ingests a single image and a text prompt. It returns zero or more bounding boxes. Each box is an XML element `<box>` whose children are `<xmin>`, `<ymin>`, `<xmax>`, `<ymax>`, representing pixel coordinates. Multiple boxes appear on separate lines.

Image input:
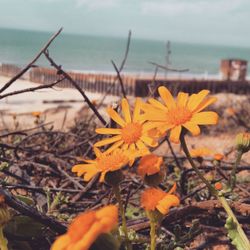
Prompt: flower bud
<box><xmin>104</xmin><ymin>169</ymin><xmax>124</xmax><ymax>186</ymax></box>
<box><xmin>236</xmin><ymin>132</ymin><xmax>250</xmax><ymax>153</ymax></box>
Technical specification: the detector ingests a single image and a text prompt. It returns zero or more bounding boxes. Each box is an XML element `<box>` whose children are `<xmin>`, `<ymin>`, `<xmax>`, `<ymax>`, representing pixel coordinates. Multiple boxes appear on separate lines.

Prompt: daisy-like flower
<box><xmin>137</xmin><ymin>154</ymin><xmax>163</xmax><ymax>177</ymax></box>
<box><xmin>72</xmin><ymin>147</ymin><xmax>139</xmax><ymax>182</ymax></box>
<box><xmin>141</xmin><ymin>86</ymin><xmax>218</xmax><ymax>143</ymax></box>
<box><xmin>51</xmin><ymin>205</ymin><xmax>118</xmax><ymax>250</ymax></box>
<box><xmin>190</xmin><ymin>147</ymin><xmax>214</xmax><ymax>158</ymax></box>
<box><xmin>141</xmin><ymin>184</ymin><xmax>180</xmax><ymax>215</ymax></box>
<box><xmin>94</xmin><ymin>98</ymin><xmax>158</xmax><ymax>153</ymax></box>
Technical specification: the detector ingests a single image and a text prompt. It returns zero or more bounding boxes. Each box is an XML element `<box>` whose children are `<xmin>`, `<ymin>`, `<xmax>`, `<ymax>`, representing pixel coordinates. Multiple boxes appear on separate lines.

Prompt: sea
<box><xmin>0</xmin><ymin>28</ymin><xmax>250</xmax><ymax>78</ymax></box>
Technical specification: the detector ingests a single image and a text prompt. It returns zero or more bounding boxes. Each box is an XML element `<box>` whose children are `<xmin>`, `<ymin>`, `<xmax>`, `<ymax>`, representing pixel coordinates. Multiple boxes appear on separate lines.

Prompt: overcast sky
<box><xmin>0</xmin><ymin>0</ymin><xmax>249</xmax><ymax>47</ymax></box>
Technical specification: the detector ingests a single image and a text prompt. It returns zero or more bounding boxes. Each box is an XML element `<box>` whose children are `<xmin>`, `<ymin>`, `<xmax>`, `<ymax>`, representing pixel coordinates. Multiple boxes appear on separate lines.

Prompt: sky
<box><xmin>0</xmin><ymin>0</ymin><xmax>249</xmax><ymax>47</ymax></box>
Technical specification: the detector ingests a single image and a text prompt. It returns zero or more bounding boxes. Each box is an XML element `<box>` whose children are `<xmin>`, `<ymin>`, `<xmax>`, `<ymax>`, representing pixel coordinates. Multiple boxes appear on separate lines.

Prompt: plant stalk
<box><xmin>180</xmin><ymin>134</ymin><xmax>250</xmax><ymax>249</ymax></box>
<box><xmin>112</xmin><ymin>185</ymin><xmax>132</xmax><ymax>250</ymax></box>
<box><xmin>0</xmin><ymin>227</ymin><xmax>8</xmax><ymax>250</ymax></box>
<box><xmin>229</xmin><ymin>150</ymin><xmax>243</xmax><ymax>191</ymax></box>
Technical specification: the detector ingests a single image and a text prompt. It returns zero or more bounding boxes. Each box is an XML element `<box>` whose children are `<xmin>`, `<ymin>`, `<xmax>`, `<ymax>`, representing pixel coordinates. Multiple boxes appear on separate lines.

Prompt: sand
<box><xmin>0</xmin><ymin>76</ymin><xmax>119</xmax><ymax>129</ymax></box>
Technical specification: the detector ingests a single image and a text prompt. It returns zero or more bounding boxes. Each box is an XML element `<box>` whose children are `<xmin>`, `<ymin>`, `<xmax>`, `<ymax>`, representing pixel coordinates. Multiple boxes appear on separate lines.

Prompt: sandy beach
<box><xmin>0</xmin><ymin>75</ymin><xmax>119</xmax><ymax>129</ymax></box>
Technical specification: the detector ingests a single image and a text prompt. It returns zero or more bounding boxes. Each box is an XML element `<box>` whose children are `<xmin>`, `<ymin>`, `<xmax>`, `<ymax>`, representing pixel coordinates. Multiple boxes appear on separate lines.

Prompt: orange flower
<box><xmin>51</xmin><ymin>205</ymin><xmax>118</xmax><ymax>250</ymax></box>
<box><xmin>190</xmin><ymin>147</ymin><xmax>214</xmax><ymax>158</ymax></box>
<box><xmin>94</xmin><ymin>98</ymin><xmax>158</xmax><ymax>154</ymax></box>
<box><xmin>137</xmin><ymin>154</ymin><xmax>163</xmax><ymax>177</ymax></box>
<box><xmin>141</xmin><ymin>86</ymin><xmax>218</xmax><ymax>143</ymax></box>
<box><xmin>214</xmin><ymin>182</ymin><xmax>223</xmax><ymax>190</ymax></box>
<box><xmin>214</xmin><ymin>153</ymin><xmax>224</xmax><ymax>161</ymax></box>
<box><xmin>32</xmin><ymin>111</ymin><xmax>42</xmax><ymax>118</ymax></box>
<box><xmin>72</xmin><ymin>147</ymin><xmax>139</xmax><ymax>182</ymax></box>
<box><xmin>141</xmin><ymin>184</ymin><xmax>180</xmax><ymax>215</ymax></box>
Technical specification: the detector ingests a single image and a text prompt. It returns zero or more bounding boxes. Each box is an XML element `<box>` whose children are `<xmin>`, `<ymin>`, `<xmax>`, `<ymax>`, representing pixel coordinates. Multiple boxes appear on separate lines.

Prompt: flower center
<box><xmin>166</xmin><ymin>107</ymin><xmax>192</xmax><ymax>126</ymax></box>
<box><xmin>97</xmin><ymin>151</ymin><xmax>129</xmax><ymax>172</ymax></box>
<box><xmin>121</xmin><ymin>122</ymin><xmax>142</xmax><ymax>144</ymax></box>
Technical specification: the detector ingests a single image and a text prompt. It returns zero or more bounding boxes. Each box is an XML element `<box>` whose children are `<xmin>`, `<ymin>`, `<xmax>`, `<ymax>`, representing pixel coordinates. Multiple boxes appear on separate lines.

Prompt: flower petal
<box><xmin>140</xmin><ymin>135</ymin><xmax>158</xmax><ymax>147</ymax></box>
<box><xmin>95</xmin><ymin>128</ymin><xmax>121</xmax><ymax>135</ymax></box>
<box><xmin>121</xmin><ymin>98</ymin><xmax>132</xmax><ymax>123</ymax></box>
<box><xmin>187</xmin><ymin>90</ymin><xmax>210</xmax><ymax>111</ymax></box>
<box><xmin>169</xmin><ymin>126</ymin><xmax>182</xmax><ymax>143</ymax></box>
<box><xmin>94</xmin><ymin>135</ymin><xmax>122</xmax><ymax>147</ymax></box>
<box><xmin>177</xmin><ymin>92</ymin><xmax>189</xmax><ymax>107</ymax></box>
<box><xmin>106</xmin><ymin>107</ymin><xmax>125</xmax><ymax>127</ymax></box>
<box><xmin>103</xmin><ymin>140</ymin><xmax>124</xmax><ymax>154</ymax></box>
<box><xmin>156</xmin><ymin>194</ymin><xmax>180</xmax><ymax>215</ymax></box>
<box><xmin>193</xmin><ymin>96</ymin><xmax>217</xmax><ymax>113</ymax></box>
<box><xmin>148</xmin><ymin>98</ymin><xmax>168</xmax><ymax>111</ymax></box>
<box><xmin>191</xmin><ymin>111</ymin><xmax>218</xmax><ymax>125</ymax></box>
<box><xmin>144</xmin><ymin>109</ymin><xmax>166</xmax><ymax>121</ymax></box>
<box><xmin>158</xmin><ymin>86</ymin><xmax>176</xmax><ymax>109</ymax></box>
<box><xmin>136</xmin><ymin>140</ymin><xmax>149</xmax><ymax>152</ymax></box>
<box><xmin>51</xmin><ymin>235</ymin><xmax>71</xmax><ymax>250</ymax></box>
<box><xmin>133</xmin><ymin>98</ymin><xmax>142</xmax><ymax>122</ymax></box>
<box><xmin>183</xmin><ymin>121</ymin><xmax>201</xmax><ymax>136</ymax></box>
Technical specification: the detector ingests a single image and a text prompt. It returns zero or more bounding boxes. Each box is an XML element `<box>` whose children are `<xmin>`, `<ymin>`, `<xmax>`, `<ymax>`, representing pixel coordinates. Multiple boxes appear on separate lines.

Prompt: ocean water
<box><xmin>0</xmin><ymin>28</ymin><xmax>249</xmax><ymax>77</ymax></box>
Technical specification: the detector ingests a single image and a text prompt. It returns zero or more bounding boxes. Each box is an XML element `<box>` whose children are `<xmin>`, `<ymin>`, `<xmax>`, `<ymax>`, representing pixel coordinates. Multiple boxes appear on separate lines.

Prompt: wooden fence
<box><xmin>1</xmin><ymin>63</ymin><xmax>250</xmax><ymax>97</ymax></box>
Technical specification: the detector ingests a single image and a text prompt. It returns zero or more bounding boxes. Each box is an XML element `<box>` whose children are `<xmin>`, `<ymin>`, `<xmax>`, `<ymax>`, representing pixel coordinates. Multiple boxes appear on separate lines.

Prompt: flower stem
<box><xmin>229</xmin><ymin>150</ymin><xmax>243</xmax><ymax>191</ymax></box>
<box><xmin>112</xmin><ymin>185</ymin><xmax>132</xmax><ymax>250</ymax></box>
<box><xmin>148</xmin><ymin>212</ymin><xmax>157</xmax><ymax>250</ymax></box>
<box><xmin>180</xmin><ymin>135</ymin><xmax>216</xmax><ymax>195</ymax></box>
<box><xmin>218</xmin><ymin>195</ymin><xmax>250</xmax><ymax>249</ymax></box>
<box><xmin>0</xmin><ymin>227</ymin><xmax>8</xmax><ymax>250</ymax></box>
<box><xmin>180</xmin><ymin>135</ymin><xmax>250</xmax><ymax>249</ymax></box>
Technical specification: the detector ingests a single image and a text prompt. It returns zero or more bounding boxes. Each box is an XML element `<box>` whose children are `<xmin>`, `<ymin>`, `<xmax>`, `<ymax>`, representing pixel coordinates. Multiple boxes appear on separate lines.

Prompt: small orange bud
<box><xmin>214</xmin><ymin>182</ymin><xmax>223</xmax><ymax>190</ymax></box>
<box><xmin>214</xmin><ymin>153</ymin><xmax>224</xmax><ymax>161</ymax></box>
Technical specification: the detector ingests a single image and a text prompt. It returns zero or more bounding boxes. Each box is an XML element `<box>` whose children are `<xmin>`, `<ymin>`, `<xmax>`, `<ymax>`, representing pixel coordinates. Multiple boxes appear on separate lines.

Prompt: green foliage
<box><xmin>225</xmin><ymin>217</ymin><xmax>250</xmax><ymax>250</ymax></box>
<box><xmin>125</xmin><ymin>205</ymin><xmax>144</xmax><ymax>220</ymax></box>
<box><xmin>5</xmin><ymin>216</ymin><xmax>45</xmax><ymax>238</ymax></box>
<box><xmin>90</xmin><ymin>233</ymin><xmax>120</xmax><ymax>250</ymax></box>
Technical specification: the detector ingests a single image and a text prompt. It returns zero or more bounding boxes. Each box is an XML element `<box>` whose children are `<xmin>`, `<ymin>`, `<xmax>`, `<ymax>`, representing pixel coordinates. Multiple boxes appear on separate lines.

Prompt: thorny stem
<box><xmin>180</xmin><ymin>135</ymin><xmax>250</xmax><ymax>249</ymax></box>
<box><xmin>0</xmin><ymin>227</ymin><xmax>8</xmax><ymax>250</ymax></box>
<box><xmin>112</xmin><ymin>185</ymin><xmax>132</xmax><ymax>250</ymax></box>
<box><xmin>229</xmin><ymin>150</ymin><xmax>243</xmax><ymax>191</ymax></box>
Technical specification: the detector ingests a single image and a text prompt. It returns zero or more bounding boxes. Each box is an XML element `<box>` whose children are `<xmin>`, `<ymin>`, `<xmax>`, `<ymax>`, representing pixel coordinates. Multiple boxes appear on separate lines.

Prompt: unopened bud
<box><xmin>236</xmin><ymin>132</ymin><xmax>250</xmax><ymax>153</ymax></box>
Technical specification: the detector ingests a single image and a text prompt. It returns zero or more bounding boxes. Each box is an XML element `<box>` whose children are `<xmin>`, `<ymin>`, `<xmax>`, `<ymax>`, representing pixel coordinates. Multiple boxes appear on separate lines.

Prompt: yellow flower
<box><xmin>94</xmin><ymin>98</ymin><xmax>158</xmax><ymax>153</ymax></box>
<box><xmin>141</xmin><ymin>86</ymin><xmax>218</xmax><ymax>143</ymax></box>
<box><xmin>137</xmin><ymin>154</ymin><xmax>163</xmax><ymax>177</ymax></box>
<box><xmin>141</xmin><ymin>184</ymin><xmax>180</xmax><ymax>215</ymax></box>
<box><xmin>32</xmin><ymin>111</ymin><xmax>42</xmax><ymax>118</ymax></box>
<box><xmin>190</xmin><ymin>147</ymin><xmax>214</xmax><ymax>158</ymax></box>
<box><xmin>51</xmin><ymin>205</ymin><xmax>118</xmax><ymax>250</ymax></box>
<box><xmin>72</xmin><ymin>147</ymin><xmax>138</xmax><ymax>182</ymax></box>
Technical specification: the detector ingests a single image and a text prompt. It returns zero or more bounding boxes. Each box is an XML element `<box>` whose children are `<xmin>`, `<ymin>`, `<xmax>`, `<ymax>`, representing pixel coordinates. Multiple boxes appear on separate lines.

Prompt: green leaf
<box><xmin>4</xmin><ymin>216</ymin><xmax>45</xmax><ymax>238</ymax></box>
<box><xmin>14</xmin><ymin>195</ymin><xmax>35</xmax><ymax>206</ymax></box>
<box><xmin>225</xmin><ymin>217</ymin><xmax>250</xmax><ymax>250</ymax></box>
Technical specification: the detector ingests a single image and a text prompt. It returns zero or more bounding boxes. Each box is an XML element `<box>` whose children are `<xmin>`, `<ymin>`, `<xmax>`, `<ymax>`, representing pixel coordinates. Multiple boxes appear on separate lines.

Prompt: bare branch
<box><xmin>0</xmin><ymin>77</ymin><xmax>65</xmax><ymax>100</ymax></box>
<box><xmin>111</xmin><ymin>60</ymin><xmax>126</xmax><ymax>98</ymax></box>
<box><xmin>0</xmin><ymin>28</ymin><xmax>63</xmax><ymax>94</ymax></box>
<box><xmin>149</xmin><ymin>61</ymin><xmax>189</xmax><ymax>72</ymax></box>
<box><xmin>44</xmin><ymin>50</ymin><xmax>106</xmax><ymax>125</ymax></box>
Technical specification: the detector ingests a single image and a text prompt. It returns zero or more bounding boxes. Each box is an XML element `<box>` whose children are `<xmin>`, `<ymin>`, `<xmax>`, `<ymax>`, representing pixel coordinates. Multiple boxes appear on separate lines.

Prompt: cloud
<box><xmin>75</xmin><ymin>0</ymin><xmax>119</xmax><ymax>10</ymax></box>
<box><xmin>140</xmin><ymin>0</ymin><xmax>248</xmax><ymax>16</ymax></box>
